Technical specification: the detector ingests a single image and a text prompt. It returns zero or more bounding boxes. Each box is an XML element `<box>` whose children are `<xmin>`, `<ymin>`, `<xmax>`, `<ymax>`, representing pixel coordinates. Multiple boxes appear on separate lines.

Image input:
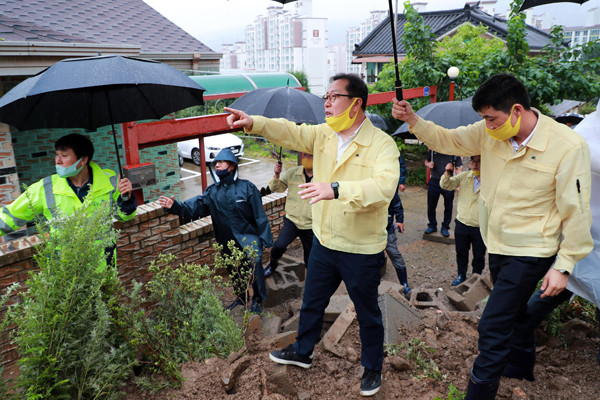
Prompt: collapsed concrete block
<box><xmin>378</xmin><ymin>280</ymin><xmax>405</xmax><ymax>295</ymax></box>
<box><xmin>447</xmin><ymin>274</ymin><xmax>493</xmax><ymax>311</ymax></box>
<box><xmin>278</xmin><ymin>254</ymin><xmax>306</xmax><ymax>282</ymax></box>
<box><xmin>378</xmin><ymin>292</ymin><xmax>421</xmax><ymax>345</ymax></box>
<box><xmin>409</xmin><ymin>288</ymin><xmax>447</xmax><ymax>310</ymax></box>
<box><xmin>244</xmin><ymin>314</ymin><xmax>263</xmax><ymax>340</ymax></box>
<box><xmin>324</xmin><ymin>295</ymin><xmax>351</xmax><ymax>322</ymax></box>
<box><xmin>263</xmin><ymin>314</ymin><xmax>282</xmax><ymax>337</ymax></box>
<box><xmin>422</xmin><ymin>230</ymin><xmax>455</xmax><ymax>244</ymax></box>
<box><xmin>222</xmin><ymin>355</ymin><xmax>251</xmax><ymax>392</ymax></box>
<box><xmin>320</xmin><ymin>302</ymin><xmax>356</xmax><ymax>357</ymax></box>
<box><xmin>280</xmin><ymin>312</ymin><xmax>300</xmax><ymax>333</ymax></box>
<box><xmin>269</xmin><ymin>330</ymin><xmax>297</xmax><ymax>349</ymax></box>
<box><xmin>265</xmin><ymin>263</ymin><xmax>303</xmax><ymax>308</ymax></box>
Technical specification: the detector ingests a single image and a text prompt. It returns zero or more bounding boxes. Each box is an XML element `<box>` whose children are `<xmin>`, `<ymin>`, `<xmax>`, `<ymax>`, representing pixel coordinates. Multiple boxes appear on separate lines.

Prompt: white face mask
<box><xmin>56</xmin><ymin>157</ymin><xmax>84</xmax><ymax>178</ymax></box>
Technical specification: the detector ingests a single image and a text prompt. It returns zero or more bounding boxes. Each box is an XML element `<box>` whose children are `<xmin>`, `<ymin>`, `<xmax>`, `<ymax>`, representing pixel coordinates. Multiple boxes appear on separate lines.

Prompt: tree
<box><xmin>289</xmin><ymin>70</ymin><xmax>311</xmax><ymax>93</ymax></box>
<box><xmin>370</xmin><ymin>0</ymin><xmax>600</xmax><ymax>117</ymax></box>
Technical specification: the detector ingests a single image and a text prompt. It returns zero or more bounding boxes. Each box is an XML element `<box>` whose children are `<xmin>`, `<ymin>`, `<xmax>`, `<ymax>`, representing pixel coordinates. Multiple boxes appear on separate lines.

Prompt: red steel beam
<box><xmin>367</xmin><ymin>86</ymin><xmax>437</xmax><ymax>106</ymax></box>
<box><xmin>124</xmin><ymin>86</ymin><xmax>437</xmax><ymax>201</ymax></box>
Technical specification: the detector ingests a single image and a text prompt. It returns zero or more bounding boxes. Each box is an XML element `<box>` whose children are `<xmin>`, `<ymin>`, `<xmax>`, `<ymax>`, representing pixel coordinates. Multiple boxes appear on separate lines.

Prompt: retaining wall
<box><xmin>0</xmin><ymin>192</ymin><xmax>287</xmax><ymax>369</ymax></box>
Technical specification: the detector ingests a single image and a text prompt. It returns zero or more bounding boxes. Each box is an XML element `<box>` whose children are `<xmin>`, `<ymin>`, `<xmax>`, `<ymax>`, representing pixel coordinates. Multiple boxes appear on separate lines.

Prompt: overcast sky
<box><xmin>143</xmin><ymin>0</ymin><xmax>599</xmax><ymax>51</ymax></box>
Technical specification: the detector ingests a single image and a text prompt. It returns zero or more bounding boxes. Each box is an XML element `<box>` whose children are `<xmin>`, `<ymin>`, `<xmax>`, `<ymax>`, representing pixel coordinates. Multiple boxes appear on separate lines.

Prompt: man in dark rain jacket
<box><xmin>159</xmin><ymin>148</ymin><xmax>273</xmax><ymax>314</ymax></box>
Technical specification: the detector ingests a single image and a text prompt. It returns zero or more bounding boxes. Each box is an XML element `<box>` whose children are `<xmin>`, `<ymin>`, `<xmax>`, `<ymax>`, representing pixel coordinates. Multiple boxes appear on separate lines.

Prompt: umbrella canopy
<box><xmin>520</xmin><ymin>0</ymin><xmax>589</xmax><ymax>12</ymax></box>
<box><xmin>555</xmin><ymin>112</ymin><xmax>584</xmax><ymax>126</ymax></box>
<box><xmin>394</xmin><ymin>100</ymin><xmax>482</xmax><ymax>136</ymax></box>
<box><xmin>366</xmin><ymin>112</ymin><xmax>389</xmax><ymax>132</ymax></box>
<box><xmin>0</xmin><ymin>55</ymin><xmax>206</xmax><ymax>175</ymax></box>
<box><xmin>229</xmin><ymin>86</ymin><xmax>325</xmax><ymax>125</ymax></box>
<box><xmin>0</xmin><ymin>55</ymin><xmax>205</xmax><ymax>131</ymax></box>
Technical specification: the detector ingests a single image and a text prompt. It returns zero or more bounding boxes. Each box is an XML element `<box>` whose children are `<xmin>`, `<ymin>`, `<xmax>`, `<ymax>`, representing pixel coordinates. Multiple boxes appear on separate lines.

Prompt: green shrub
<box><xmin>406</xmin><ymin>165</ymin><xmax>427</xmax><ymax>186</ymax></box>
<box><xmin>433</xmin><ymin>383</ymin><xmax>465</xmax><ymax>400</ymax></box>
<box><xmin>540</xmin><ymin>294</ymin><xmax>598</xmax><ymax>347</ymax></box>
<box><xmin>10</xmin><ymin>199</ymin><xmax>135</xmax><ymax>400</ymax></box>
<box><xmin>401</xmin><ymin>338</ymin><xmax>445</xmax><ymax>381</ymax></box>
<box><xmin>112</xmin><ymin>252</ymin><xmax>244</xmax><ymax>385</ymax></box>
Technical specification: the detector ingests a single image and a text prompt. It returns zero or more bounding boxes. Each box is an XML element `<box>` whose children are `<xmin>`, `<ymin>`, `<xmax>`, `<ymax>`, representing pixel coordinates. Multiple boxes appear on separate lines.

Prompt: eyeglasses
<box><xmin>321</xmin><ymin>92</ymin><xmax>354</xmax><ymax>103</ymax></box>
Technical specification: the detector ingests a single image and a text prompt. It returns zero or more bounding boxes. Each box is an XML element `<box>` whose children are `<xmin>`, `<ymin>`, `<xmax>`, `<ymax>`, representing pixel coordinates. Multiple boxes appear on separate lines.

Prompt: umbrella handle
<box><xmin>388</xmin><ymin>0</ymin><xmax>403</xmax><ymax>101</ymax></box>
<box><xmin>395</xmin><ymin>80</ymin><xmax>403</xmax><ymax>101</ymax></box>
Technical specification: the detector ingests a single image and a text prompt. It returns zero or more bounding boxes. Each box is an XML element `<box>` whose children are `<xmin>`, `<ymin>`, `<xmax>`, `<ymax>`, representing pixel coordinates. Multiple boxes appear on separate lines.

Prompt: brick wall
<box><xmin>0</xmin><ymin>124</ymin><xmax>19</xmax><ymax>206</ymax></box>
<box><xmin>0</xmin><ymin>192</ymin><xmax>287</xmax><ymax>370</ymax></box>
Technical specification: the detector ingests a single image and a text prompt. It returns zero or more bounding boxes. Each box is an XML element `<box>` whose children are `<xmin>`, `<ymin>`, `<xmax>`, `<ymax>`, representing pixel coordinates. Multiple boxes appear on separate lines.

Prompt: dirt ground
<box><xmin>123</xmin><ymin>185</ymin><xmax>600</xmax><ymax>400</ymax></box>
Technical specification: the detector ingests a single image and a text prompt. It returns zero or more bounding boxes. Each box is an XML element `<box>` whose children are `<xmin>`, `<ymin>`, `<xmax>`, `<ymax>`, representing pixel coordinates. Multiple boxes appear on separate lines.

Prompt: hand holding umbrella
<box><xmin>117</xmin><ymin>176</ymin><xmax>134</xmax><ymax>199</ymax></box>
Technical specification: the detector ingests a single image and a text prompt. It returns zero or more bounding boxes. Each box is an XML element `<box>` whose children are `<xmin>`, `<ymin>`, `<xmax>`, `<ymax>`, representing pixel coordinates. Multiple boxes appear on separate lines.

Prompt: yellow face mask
<box><xmin>326</xmin><ymin>98</ymin><xmax>359</xmax><ymax>132</ymax></box>
<box><xmin>473</xmin><ymin>170</ymin><xmax>480</xmax><ymax>177</ymax></box>
<box><xmin>301</xmin><ymin>158</ymin><xmax>313</xmax><ymax>170</ymax></box>
<box><xmin>485</xmin><ymin>105</ymin><xmax>521</xmax><ymax>141</ymax></box>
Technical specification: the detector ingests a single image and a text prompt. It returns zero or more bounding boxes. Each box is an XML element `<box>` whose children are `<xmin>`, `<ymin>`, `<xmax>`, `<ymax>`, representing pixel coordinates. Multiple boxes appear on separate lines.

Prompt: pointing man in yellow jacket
<box><xmin>225</xmin><ymin>73</ymin><xmax>399</xmax><ymax>397</ymax></box>
<box><xmin>392</xmin><ymin>73</ymin><xmax>592</xmax><ymax>399</ymax></box>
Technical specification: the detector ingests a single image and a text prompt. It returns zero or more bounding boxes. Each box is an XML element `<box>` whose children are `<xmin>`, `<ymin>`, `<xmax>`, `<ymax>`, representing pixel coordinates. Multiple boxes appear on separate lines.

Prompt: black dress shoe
<box><xmin>226</xmin><ymin>299</ymin><xmax>246</xmax><ymax>310</ymax></box>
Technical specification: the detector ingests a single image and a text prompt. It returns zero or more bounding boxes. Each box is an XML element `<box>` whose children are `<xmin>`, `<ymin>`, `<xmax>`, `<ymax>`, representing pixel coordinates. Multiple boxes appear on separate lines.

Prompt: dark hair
<box><xmin>55</xmin><ymin>133</ymin><xmax>94</xmax><ymax>162</ymax></box>
<box><xmin>472</xmin><ymin>73</ymin><xmax>531</xmax><ymax>113</ymax></box>
<box><xmin>331</xmin><ymin>73</ymin><xmax>368</xmax><ymax>111</ymax></box>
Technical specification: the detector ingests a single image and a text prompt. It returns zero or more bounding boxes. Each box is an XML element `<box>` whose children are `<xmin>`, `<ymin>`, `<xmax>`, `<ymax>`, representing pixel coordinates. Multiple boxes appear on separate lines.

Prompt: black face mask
<box><xmin>215</xmin><ymin>169</ymin><xmax>230</xmax><ymax>178</ymax></box>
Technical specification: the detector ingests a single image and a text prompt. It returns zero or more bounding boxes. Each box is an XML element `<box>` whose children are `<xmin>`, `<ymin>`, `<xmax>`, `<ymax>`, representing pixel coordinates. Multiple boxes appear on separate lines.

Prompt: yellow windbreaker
<box><xmin>269</xmin><ymin>165</ymin><xmax>313</xmax><ymax>230</ymax></box>
<box><xmin>248</xmin><ymin>116</ymin><xmax>399</xmax><ymax>254</ymax></box>
<box><xmin>440</xmin><ymin>170</ymin><xmax>480</xmax><ymax>228</ymax></box>
<box><xmin>410</xmin><ymin>113</ymin><xmax>592</xmax><ymax>273</ymax></box>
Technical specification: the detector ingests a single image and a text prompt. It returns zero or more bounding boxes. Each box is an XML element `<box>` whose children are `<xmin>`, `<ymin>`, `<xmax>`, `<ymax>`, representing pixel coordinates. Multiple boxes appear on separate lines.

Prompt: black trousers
<box><xmin>510</xmin><ymin>288</ymin><xmax>572</xmax><ymax>350</ymax></box>
<box><xmin>473</xmin><ymin>254</ymin><xmax>556</xmax><ymax>381</ymax></box>
<box><xmin>427</xmin><ymin>178</ymin><xmax>454</xmax><ymax>230</ymax></box>
<box><xmin>270</xmin><ymin>217</ymin><xmax>314</xmax><ymax>267</ymax></box>
<box><xmin>294</xmin><ymin>237</ymin><xmax>385</xmax><ymax>371</ymax></box>
<box><xmin>454</xmin><ymin>219</ymin><xmax>486</xmax><ymax>276</ymax></box>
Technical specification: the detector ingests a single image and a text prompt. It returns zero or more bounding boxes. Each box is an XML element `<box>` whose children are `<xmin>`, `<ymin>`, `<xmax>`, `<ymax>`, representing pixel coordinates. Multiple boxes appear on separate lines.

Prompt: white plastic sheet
<box><xmin>567</xmin><ymin>101</ymin><xmax>600</xmax><ymax>307</ymax></box>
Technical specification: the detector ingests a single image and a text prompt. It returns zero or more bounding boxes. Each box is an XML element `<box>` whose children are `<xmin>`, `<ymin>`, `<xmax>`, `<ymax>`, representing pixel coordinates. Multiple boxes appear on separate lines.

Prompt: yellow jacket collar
<box><xmin>521</xmin><ymin>109</ymin><xmax>550</xmax><ymax>152</ymax></box>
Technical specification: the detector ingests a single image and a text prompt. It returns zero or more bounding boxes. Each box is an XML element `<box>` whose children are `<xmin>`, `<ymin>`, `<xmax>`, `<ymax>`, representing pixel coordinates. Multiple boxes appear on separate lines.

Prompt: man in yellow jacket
<box><xmin>266</xmin><ymin>153</ymin><xmax>314</xmax><ymax>277</ymax></box>
<box><xmin>0</xmin><ymin>133</ymin><xmax>137</xmax><ymax>266</ymax></box>
<box><xmin>225</xmin><ymin>73</ymin><xmax>399</xmax><ymax>397</ymax></box>
<box><xmin>392</xmin><ymin>74</ymin><xmax>592</xmax><ymax>399</ymax></box>
<box><xmin>440</xmin><ymin>155</ymin><xmax>486</xmax><ymax>286</ymax></box>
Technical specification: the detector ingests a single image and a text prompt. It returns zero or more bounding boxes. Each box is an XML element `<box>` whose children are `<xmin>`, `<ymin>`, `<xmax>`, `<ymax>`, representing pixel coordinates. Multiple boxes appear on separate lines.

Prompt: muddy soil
<box><xmin>123</xmin><ymin>186</ymin><xmax>600</xmax><ymax>400</ymax></box>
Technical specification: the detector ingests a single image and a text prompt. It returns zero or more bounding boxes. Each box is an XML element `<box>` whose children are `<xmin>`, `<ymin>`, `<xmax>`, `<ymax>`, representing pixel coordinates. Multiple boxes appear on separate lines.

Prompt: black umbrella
<box><xmin>0</xmin><ymin>55</ymin><xmax>206</xmax><ymax>176</ymax></box>
<box><xmin>520</xmin><ymin>0</ymin><xmax>589</xmax><ymax>12</ymax></box>
<box><xmin>393</xmin><ymin>100</ymin><xmax>482</xmax><ymax>136</ymax></box>
<box><xmin>229</xmin><ymin>86</ymin><xmax>325</xmax><ymax>125</ymax></box>
<box><xmin>366</xmin><ymin>112</ymin><xmax>389</xmax><ymax>132</ymax></box>
<box><xmin>555</xmin><ymin>112</ymin><xmax>584</xmax><ymax>125</ymax></box>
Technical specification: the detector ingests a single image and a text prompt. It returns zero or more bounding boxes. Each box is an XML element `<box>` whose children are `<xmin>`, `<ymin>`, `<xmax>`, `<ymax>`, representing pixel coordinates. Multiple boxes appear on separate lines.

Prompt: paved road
<box><xmin>179</xmin><ymin>156</ymin><xmax>298</xmax><ymax>201</ymax></box>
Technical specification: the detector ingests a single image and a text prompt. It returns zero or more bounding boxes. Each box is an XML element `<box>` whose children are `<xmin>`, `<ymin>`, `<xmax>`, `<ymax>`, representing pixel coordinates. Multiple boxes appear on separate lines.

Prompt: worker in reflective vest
<box><xmin>0</xmin><ymin>133</ymin><xmax>137</xmax><ymax>267</ymax></box>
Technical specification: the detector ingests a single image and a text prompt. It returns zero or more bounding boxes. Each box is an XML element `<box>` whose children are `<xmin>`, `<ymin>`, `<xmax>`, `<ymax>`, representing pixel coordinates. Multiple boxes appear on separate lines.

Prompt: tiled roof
<box><xmin>354</xmin><ymin>5</ymin><xmax>553</xmax><ymax>56</ymax></box>
<box><xmin>0</xmin><ymin>14</ymin><xmax>93</xmax><ymax>43</ymax></box>
<box><xmin>0</xmin><ymin>0</ymin><xmax>215</xmax><ymax>53</ymax></box>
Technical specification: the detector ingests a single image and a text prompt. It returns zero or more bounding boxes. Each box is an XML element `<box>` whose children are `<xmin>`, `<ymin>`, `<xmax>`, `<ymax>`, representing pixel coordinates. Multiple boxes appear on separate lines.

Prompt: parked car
<box><xmin>177</xmin><ymin>133</ymin><xmax>245</xmax><ymax>166</ymax></box>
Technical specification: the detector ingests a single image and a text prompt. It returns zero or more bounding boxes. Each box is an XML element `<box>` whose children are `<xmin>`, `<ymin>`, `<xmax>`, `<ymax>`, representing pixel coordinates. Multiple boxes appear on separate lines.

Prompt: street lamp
<box><xmin>447</xmin><ymin>66</ymin><xmax>459</xmax><ymax>101</ymax></box>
